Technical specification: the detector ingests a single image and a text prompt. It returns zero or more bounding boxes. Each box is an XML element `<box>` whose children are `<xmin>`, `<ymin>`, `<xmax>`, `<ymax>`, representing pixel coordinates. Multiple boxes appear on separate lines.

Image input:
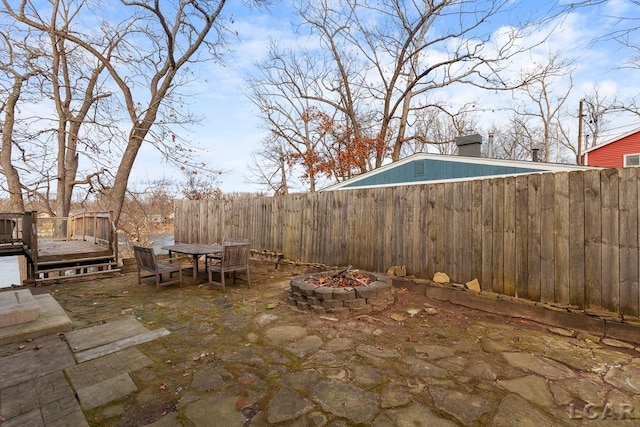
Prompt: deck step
<box><xmin>37</xmin><ymin>255</ymin><xmax>116</xmax><ymax>266</ymax></box>
<box><xmin>36</xmin><ymin>262</ymin><xmax>118</xmax><ymax>275</ymax></box>
<box><xmin>35</xmin><ymin>268</ymin><xmax>121</xmax><ymax>283</ymax></box>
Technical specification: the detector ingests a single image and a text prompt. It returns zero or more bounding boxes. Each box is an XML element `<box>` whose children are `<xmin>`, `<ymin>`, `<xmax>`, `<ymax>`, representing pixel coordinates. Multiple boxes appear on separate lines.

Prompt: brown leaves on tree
<box><xmin>290</xmin><ymin>107</ymin><xmax>391</xmax><ymax>184</ymax></box>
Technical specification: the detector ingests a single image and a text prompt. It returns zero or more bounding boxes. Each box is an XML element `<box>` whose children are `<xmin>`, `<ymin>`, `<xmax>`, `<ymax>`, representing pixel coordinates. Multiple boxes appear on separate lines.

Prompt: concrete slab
<box><xmin>0</xmin><ymin>289</ymin><xmax>39</xmax><ymax>328</ymax></box>
<box><xmin>65</xmin><ymin>316</ymin><xmax>149</xmax><ymax>352</ymax></box>
<box><xmin>74</xmin><ymin>328</ymin><xmax>170</xmax><ymax>363</ymax></box>
<box><xmin>0</xmin><ymin>335</ymin><xmax>76</xmax><ymax>388</ymax></box>
<box><xmin>76</xmin><ymin>372</ymin><xmax>137</xmax><ymax>410</ymax></box>
<box><xmin>0</xmin><ymin>293</ymin><xmax>72</xmax><ymax>346</ymax></box>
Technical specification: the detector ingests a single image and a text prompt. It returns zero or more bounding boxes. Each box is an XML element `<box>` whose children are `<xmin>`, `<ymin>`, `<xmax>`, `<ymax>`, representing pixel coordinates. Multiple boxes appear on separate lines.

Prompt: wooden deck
<box><xmin>35</xmin><ymin>240</ymin><xmax>119</xmax><ymax>283</ymax></box>
<box><xmin>0</xmin><ymin>211</ymin><xmax>120</xmax><ymax>285</ymax></box>
<box><xmin>38</xmin><ymin>240</ymin><xmax>113</xmax><ymax>261</ymax></box>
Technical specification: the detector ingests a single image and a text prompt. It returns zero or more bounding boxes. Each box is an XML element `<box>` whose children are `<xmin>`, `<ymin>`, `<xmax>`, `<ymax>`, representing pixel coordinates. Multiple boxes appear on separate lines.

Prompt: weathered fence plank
<box><xmin>435</xmin><ymin>184</ymin><xmax>446</xmax><ymax>274</ymax></box>
<box><xmin>601</xmin><ymin>169</ymin><xmax>620</xmax><ymax>313</ymax></box>
<box><xmin>540</xmin><ymin>173</ymin><xmax>556</xmax><ymax>303</ymax></box>
<box><xmin>554</xmin><ymin>173</ymin><xmax>570</xmax><ymax>305</ymax></box>
<box><xmin>584</xmin><ymin>170</ymin><xmax>602</xmax><ymax>310</ymax></box>
<box><xmin>503</xmin><ymin>177</ymin><xmax>516</xmax><ymax>297</ymax></box>
<box><xmin>444</xmin><ymin>182</ymin><xmax>456</xmax><ymax>280</ymax></box>
<box><xmin>619</xmin><ymin>167</ymin><xmax>639</xmax><ymax>316</ymax></box>
<box><xmin>569</xmin><ymin>171</ymin><xmax>586</xmax><ymax>309</ymax></box>
<box><xmin>452</xmin><ymin>181</ymin><xmax>464</xmax><ymax>282</ymax></box>
<box><xmin>527</xmin><ymin>174</ymin><xmax>541</xmax><ymax>302</ymax></box>
<box><xmin>426</xmin><ymin>185</ymin><xmax>437</xmax><ymax>278</ymax></box>
<box><xmin>462</xmin><ymin>180</ymin><xmax>473</xmax><ymax>282</ymax></box>
<box><xmin>492</xmin><ymin>178</ymin><xmax>505</xmax><ymax>295</ymax></box>
<box><xmin>481</xmin><ymin>179</ymin><xmax>493</xmax><ymax>292</ymax></box>
<box><xmin>515</xmin><ymin>175</ymin><xmax>528</xmax><ymax>300</ymax></box>
<box><xmin>471</xmin><ymin>180</ymin><xmax>483</xmax><ymax>285</ymax></box>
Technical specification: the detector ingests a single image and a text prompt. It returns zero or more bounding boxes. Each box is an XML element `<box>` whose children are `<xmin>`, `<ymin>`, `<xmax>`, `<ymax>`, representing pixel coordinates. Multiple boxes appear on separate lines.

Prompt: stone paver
<box><xmin>65</xmin><ymin>316</ymin><xmax>149</xmax><ymax>352</ymax></box>
<box><xmin>4</xmin><ymin>271</ymin><xmax>640</xmax><ymax>426</ymax></box>
<box><xmin>65</xmin><ymin>347</ymin><xmax>152</xmax><ymax>389</ymax></box>
<box><xmin>0</xmin><ymin>336</ymin><xmax>75</xmax><ymax>388</ymax></box>
<box><xmin>76</xmin><ymin>372</ymin><xmax>137</xmax><ymax>410</ymax></box>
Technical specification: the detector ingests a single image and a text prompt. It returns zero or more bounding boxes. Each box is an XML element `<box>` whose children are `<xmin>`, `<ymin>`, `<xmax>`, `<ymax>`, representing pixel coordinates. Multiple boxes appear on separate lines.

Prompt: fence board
<box><xmin>503</xmin><ymin>177</ymin><xmax>516</xmax><ymax>297</ymax></box>
<box><xmin>569</xmin><ymin>172</ymin><xmax>586</xmax><ymax>309</ymax></box>
<box><xmin>426</xmin><ymin>185</ymin><xmax>437</xmax><ymax>278</ymax></box>
<box><xmin>601</xmin><ymin>169</ymin><xmax>620</xmax><ymax>313</ymax></box>
<box><xmin>444</xmin><ymin>183</ymin><xmax>455</xmax><ymax>279</ymax></box>
<box><xmin>481</xmin><ymin>179</ymin><xmax>493</xmax><ymax>292</ymax></box>
<box><xmin>462</xmin><ymin>181</ymin><xmax>473</xmax><ymax>282</ymax></box>
<box><xmin>540</xmin><ymin>173</ymin><xmax>555</xmax><ymax>303</ymax></box>
<box><xmin>393</xmin><ymin>186</ymin><xmax>406</xmax><ymax>267</ymax></box>
<box><xmin>515</xmin><ymin>176</ymin><xmax>528</xmax><ymax>299</ymax></box>
<box><xmin>408</xmin><ymin>186</ymin><xmax>422</xmax><ymax>276</ymax></box>
<box><xmin>471</xmin><ymin>180</ymin><xmax>483</xmax><ymax>284</ymax></box>
<box><xmin>435</xmin><ymin>184</ymin><xmax>446</xmax><ymax>274</ymax></box>
<box><xmin>619</xmin><ymin>167</ymin><xmax>639</xmax><ymax>316</ymax></box>
<box><xmin>584</xmin><ymin>170</ymin><xmax>602</xmax><ymax>310</ymax></box>
<box><xmin>492</xmin><ymin>178</ymin><xmax>504</xmax><ymax>295</ymax></box>
<box><xmin>452</xmin><ymin>182</ymin><xmax>464</xmax><ymax>281</ymax></box>
<box><xmin>527</xmin><ymin>174</ymin><xmax>541</xmax><ymax>302</ymax></box>
<box><xmin>554</xmin><ymin>173</ymin><xmax>570</xmax><ymax>305</ymax></box>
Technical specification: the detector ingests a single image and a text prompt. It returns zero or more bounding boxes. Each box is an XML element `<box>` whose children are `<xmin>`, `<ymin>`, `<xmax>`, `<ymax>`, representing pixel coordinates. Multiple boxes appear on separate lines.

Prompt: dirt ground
<box><xmin>22</xmin><ymin>259</ymin><xmax>592</xmax><ymax>426</ymax></box>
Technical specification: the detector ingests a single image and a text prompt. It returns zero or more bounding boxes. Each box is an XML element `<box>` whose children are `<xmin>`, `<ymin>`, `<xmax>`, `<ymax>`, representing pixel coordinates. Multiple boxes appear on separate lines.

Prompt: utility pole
<box><xmin>577</xmin><ymin>99</ymin><xmax>584</xmax><ymax>165</ymax></box>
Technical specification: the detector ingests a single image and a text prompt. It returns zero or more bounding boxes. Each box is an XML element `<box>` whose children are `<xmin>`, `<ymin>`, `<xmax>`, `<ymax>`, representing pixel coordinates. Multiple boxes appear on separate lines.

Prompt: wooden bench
<box><xmin>133</xmin><ymin>245</ymin><xmax>183</xmax><ymax>291</ymax></box>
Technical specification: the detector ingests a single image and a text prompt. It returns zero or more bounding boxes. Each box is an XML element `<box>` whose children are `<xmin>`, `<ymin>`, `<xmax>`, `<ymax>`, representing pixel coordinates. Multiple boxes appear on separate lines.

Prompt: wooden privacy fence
<box><xmin>174</xmin><ymin>167</ymin><xmax>640</xmax><ymax>317</ymax></box>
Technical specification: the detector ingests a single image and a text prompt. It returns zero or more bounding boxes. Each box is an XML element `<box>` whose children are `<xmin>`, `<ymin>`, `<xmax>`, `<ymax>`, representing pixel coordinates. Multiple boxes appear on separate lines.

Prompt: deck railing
<box><xmin>0</xmin><ymin>212</ymin><xmax>24</xmax><ymax>244</ymax></box>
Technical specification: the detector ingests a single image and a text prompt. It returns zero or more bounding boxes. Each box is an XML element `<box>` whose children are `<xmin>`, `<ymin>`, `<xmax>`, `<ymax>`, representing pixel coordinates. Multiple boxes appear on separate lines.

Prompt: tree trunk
<box><xmin>1</xmin><ymin>78</ymin><xmax>26</xmax><ymax>212</ymax></box>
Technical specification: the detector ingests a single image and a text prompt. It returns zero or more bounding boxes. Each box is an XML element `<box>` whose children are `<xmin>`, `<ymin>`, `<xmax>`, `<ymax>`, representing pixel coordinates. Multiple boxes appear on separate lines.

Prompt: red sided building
<box><xmin>581</xmin><ymin>128</ymin><xmax>640</xmax><ymax>167</ymax></box>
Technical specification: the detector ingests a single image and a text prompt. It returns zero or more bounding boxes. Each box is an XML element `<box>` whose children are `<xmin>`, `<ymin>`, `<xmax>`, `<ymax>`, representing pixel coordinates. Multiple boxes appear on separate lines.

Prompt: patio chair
<box><xmin>205</xmin><ymin>238</ymin><xmax>250</xmax><ymax>266</ymax></box>
<box><xmin>207</xmin><ymin>242</ymin><xmax>251</xmax><ymax>293</ymax></box>
<box><xmin>133</xmin><ymin>245</ymin><xmax>183</xmax><ymax>291</ymax></box>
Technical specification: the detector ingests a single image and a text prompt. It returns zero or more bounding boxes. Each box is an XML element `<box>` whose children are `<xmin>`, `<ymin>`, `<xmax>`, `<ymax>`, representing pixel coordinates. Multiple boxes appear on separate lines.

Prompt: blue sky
<box><xmin>6</xmin><ymin>0</ymin><xmax>637</xmax><ymax>196</ymax></box>
<box><xmin>131</xmin><ymin>0</ymin><xmax>638</xmax><ymax>194</ymax></box>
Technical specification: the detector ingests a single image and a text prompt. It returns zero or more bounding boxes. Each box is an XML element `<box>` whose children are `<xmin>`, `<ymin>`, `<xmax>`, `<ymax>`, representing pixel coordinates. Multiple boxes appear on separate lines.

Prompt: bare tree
<box><xmin>248</xmin><ymin>0</ymin><xmax>600</xmax><ymax>189</ymax></box>
<box><xmin>248</xmin><ymin>134</ymin><xmax>293</xmax><ymax>196</ymax></box>
<box><xmin>0</xmin><ymin>28</ymin><xmax>40</xmax><ymax>212</ymax></box>
<box><xmin>248</xmin><ymin>43</ymin><xmax>333</xmax><ymax>192</ymax></box>
<box><xmin>491</xmin><ymin>115</ymin><xmax>545</xmax><ymax>161</ymax></box>
<box><xmin>405</xmin><ymin>105</ymin><xmax>479</xmax><ymax>156</ymax></box>
<box><xmin>512</xmin><ymin>53</ymin><xmax>574</xmax><ymax>162</ymax></box>
<box><xmin>2</xmin><ymin>0</ymin><xmax>260</xmax><ymax>224</ymax></box>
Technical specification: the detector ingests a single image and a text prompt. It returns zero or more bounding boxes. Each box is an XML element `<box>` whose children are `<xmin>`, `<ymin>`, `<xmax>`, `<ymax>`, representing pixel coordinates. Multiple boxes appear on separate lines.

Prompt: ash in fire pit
<box><xmin>288</xmin><ymin>266</ymin><xmax>393</xmax><ymax>316</ymax></box>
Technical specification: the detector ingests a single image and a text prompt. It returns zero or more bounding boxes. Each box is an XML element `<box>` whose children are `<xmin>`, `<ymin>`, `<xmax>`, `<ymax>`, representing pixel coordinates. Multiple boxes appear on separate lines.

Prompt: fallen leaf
<box><xmin>406</xmin><ymin>337</ymin><xmax>418</xmax><ymax>342</ymax></box>
<box><xmin>25</xmin><ymin>338</ymin><xmax>33</xmax><ymax>343</ymax></box>
<box><xmin>159</xmin><ymin>382</ymin><xmax>168</xmax><ymax>390</ymax></box>
<box><xmin>17</xmin><ymin>344</ymin><xmax>26</xmax><ymax>350</ymax></box>
<box><xmin>33</xmin><ymin>345</ymin><xmax>43</xmax><ymax>350</ymax></box>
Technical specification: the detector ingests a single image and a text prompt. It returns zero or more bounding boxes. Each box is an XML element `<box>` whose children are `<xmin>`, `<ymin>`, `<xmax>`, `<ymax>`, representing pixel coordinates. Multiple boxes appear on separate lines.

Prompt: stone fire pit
<box><xmin>287</xmin><ymin>268</ymin><xmax>393</xmax><ymax>316</ymax></box>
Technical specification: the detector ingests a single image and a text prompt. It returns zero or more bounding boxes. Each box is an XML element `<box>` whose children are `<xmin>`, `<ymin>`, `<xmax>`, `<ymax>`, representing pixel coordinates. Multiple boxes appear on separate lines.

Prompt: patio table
<box><xmin>161</xmin><ymin>243</ymin><xmax>222</xmax><ymax>282</ymax></box>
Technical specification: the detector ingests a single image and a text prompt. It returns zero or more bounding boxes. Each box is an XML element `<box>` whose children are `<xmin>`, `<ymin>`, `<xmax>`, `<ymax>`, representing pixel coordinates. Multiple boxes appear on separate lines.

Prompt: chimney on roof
<box><xmin>532</xmin><ymin>148</ymin><xmax>540</xmax><ymax>162</ymax></box>
<box><xmin>455</xmin><ymin>133</ymin><xmax>482</xmax><ymax>157</ymax></box>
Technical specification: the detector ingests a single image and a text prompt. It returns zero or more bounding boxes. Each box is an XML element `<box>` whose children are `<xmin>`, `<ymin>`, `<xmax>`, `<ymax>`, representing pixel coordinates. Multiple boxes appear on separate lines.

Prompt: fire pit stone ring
<box><xmin>288</xmin><ymin>270</ymin><xmax>393</xmax><ymax>315</ymax></box>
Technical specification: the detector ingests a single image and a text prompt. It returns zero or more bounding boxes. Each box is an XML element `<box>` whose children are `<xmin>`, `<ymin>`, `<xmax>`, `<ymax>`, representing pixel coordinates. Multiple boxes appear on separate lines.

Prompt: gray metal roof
<box><xmin>321</xmin><ymin>153</ymin><xmax>598</xmax><ymax>191</ymax></box>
